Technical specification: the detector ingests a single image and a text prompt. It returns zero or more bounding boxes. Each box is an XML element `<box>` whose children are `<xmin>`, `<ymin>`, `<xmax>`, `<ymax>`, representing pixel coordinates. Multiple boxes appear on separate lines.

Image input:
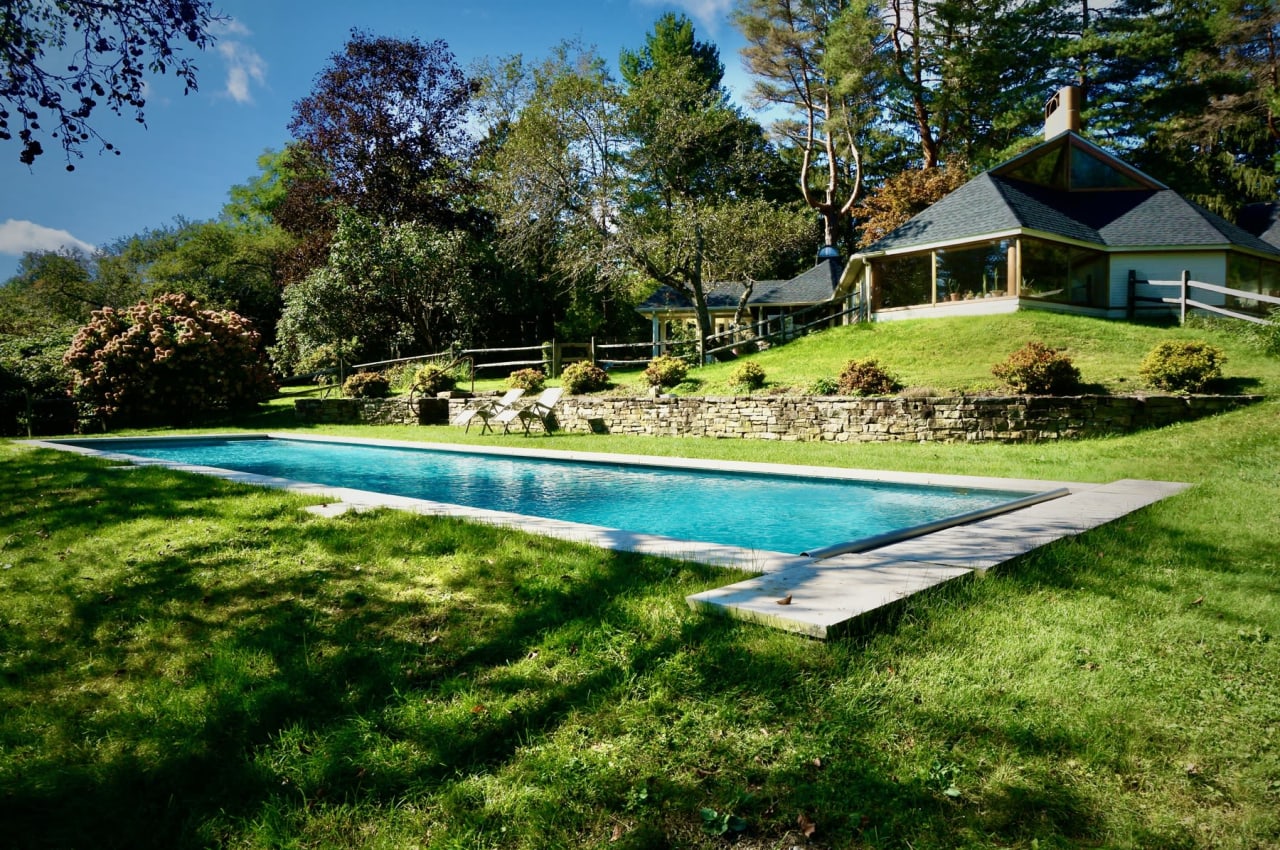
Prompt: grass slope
<box><xmin>2</xmin><ymin>314</ymin><xmax>1278</xmax><ymax>849</ymax></box>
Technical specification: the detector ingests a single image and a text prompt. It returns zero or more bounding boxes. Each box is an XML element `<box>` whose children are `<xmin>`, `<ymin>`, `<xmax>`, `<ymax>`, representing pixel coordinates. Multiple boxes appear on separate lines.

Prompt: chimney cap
<box><xmin>1044</xmin><ymin>85</ymin><xmax>1083</xmax><ymax>138</ymax></box>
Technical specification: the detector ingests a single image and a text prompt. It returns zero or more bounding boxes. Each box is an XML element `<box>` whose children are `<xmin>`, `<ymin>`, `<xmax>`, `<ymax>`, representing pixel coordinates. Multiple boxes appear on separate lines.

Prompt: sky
<box><xmin>0</xmin><ymin>0</ymin><xmax>757</xmax><ymax>283</ymax></box>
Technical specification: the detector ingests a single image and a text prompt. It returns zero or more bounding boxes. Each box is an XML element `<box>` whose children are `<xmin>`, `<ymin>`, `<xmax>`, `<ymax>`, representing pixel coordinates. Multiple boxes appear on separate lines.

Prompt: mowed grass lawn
<box><xmin>2</xmin><ymin>314</ymin><xmax>1279</xmax><ymax>849</ymax></box>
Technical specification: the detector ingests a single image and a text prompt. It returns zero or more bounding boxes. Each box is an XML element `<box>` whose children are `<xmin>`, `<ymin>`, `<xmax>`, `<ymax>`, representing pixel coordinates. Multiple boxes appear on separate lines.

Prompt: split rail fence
<box><xmin>345</xmin><ymin>298</ymin><xmax>859</xmax><ymax>386</ymax></box>
<box><xmin>1129</xmin><ymin>269</ymin><xmax>1280</xmax><ymax>325</ymax></box>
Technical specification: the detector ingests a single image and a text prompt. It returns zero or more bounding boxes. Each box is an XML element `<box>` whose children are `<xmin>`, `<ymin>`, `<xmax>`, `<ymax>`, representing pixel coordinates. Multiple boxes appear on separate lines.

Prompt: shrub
<box><xmin>729</xmin><ymin>360</ymin><xmax>766</xmax><ymax>391</ymax></box>
<box><xmin>644</xmin><ymin>355</ymin><xmax>688</xmax><ymax>389</ymax></box>
<box><xmin>1139</xmin><ymin>340</ymin><xmax>1226</xmax><ymax>392</ymax></box>
<box><xmin>837</xmin><ymin>359</ymin><xmax>902</xmax><ymax>396</ymax></box>
<box><xmin>508</xmin><ymin>368</ymin><xmax>546</xmax><ymax>392</ymax></box>
<box><xmin>63</xmin><ymin>293</ymin><xmax>276</xmax><ymax>427</ymax></box>
<box><xmin>560</xmin><ymin>361</ymin><xmax>610</xmax><ymax>395</ymax></box>
<box><xmin>991</xmin><ymin>342</ymin><xmax>1082</xmax><ymax>395</ymax></box>
<box><xmin>806</xmin><ymin>376</ymin><xmax>840</xmax><ymax>396</ymax></box>
<box><xmin>343</xmin><ymin>371</ymin><xmax>391</xmax><ymax>398</ymax></box>
<box><xmin>411</xmin><ymin>364</ymin><xmax>457</xmax><ymax>397</ymax></box>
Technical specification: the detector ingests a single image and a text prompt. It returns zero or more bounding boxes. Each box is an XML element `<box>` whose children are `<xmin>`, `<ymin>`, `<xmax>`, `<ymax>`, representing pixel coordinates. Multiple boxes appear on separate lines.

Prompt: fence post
<box><xmin>1180</xmin><ymin>269</ymin><xmax>1189</xmax><ymax>325</ymax></box>
<box><xmin>551</xmin><ymin>340</ymin><xmax>562</xmax><ymax>378</ymax></box>
<box><xmin>589</xmin><ymin>336</ymin><xmax>597</xmax><ymax>365</ymax></box>
<box><xmin>1127</xmin><ymin>270</ymin><xmax>1137</xmax><ymax>320</ymax></box>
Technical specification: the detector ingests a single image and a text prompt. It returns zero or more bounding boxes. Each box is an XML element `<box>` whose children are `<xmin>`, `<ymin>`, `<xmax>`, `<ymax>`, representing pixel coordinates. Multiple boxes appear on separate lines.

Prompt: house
<box><xmin>635</xmin><ymin>247</ymin><xmax>848</xmax><ymax>353</ymax></box>
<box><xmin>840</xmin><ymin>86</ymin><xmax>1280</xmax><ymax>322</ymax></box>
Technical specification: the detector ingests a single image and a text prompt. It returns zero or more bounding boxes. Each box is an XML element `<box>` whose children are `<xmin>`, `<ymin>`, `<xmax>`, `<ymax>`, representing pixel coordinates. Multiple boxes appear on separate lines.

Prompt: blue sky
<box><xmin>0</xmin><ymin>0</ymin><xmax>755</xmax><ymax>282</ymax></box>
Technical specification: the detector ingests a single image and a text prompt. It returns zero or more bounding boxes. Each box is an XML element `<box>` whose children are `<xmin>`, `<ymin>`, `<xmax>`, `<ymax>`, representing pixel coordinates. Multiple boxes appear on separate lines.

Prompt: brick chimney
<box><xmin>1044</xmin><ymin>85</ymin><xmax>1082</xmax><ymax>139</ymax></box>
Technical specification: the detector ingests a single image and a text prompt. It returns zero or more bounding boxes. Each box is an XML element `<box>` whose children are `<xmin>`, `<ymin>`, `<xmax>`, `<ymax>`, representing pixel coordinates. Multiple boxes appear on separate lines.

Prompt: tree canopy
<box><xmin>0</xmin><ymin>0</ymin><xmax>223</xmax><ymax>167</ymax></box>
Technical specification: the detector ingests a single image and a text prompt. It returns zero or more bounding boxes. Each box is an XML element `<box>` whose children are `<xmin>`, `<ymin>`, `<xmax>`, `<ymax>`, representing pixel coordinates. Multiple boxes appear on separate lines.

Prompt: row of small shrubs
<box><xmin>802</xmin><ymin>339</ymin><xmax>1227</xmax><ymax>398</ymax></box>
<box><xmin>507</xmin><ymin>362</ymin><xmax>612</xmax><ymax>394</ymax></box>
<box><xmin>988</xmin><ymin>339</ymin><xmax>1226</xmax><ymax>394</ymax></box>
<box><xmin>346</xmin><ymin>339</ymin><xmax>1228</xmax><ymax>400</ymax></box>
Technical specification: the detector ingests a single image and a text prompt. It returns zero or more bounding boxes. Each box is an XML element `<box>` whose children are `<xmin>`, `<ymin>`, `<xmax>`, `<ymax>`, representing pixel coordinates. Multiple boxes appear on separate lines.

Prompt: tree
<box><xmin>0</xmin><ymin>247</ymin><xmax>145</xmax><ymax>334</ymax></box>
<box><xmin>287</xmin><ymin>30</ymin><xmax>477</xmax><ymax>227</ymax></box>
<box><xmin>736</xmin><ymin>0</ymin><xmax>886</xmax><ymax>246</ymax></box>
<box><xmin>473</xmin><ymin>43</ymin><xmax>637</xmax><ymax>341</ymax></box>
<box><xmin>0</xmin><ymin>0</ymin><xmax>223</xmax><ymax>167</ymax></box>
<box><xmin>853</xmin><ymin>159</ymin><xmax>971</xmax><ymax>247</ymax></box>
<box><xmin>141</xmin><ymin>219</ymin><xmax>292</xmax><ymax>335</ymax></box>
<box><xmin>618</xmin><ymin>14</ymin><xmax>814</xmax><ymax>359</ymax></box>
<box><xmin>1081</xmin><ymin>0</ymin><xmax>1279</xmax><ymax>214</ymax></box>
<box><xmin>272</xmin><ymin>208</ymin><xmax>486</xmax><ymax>376</ymax></box>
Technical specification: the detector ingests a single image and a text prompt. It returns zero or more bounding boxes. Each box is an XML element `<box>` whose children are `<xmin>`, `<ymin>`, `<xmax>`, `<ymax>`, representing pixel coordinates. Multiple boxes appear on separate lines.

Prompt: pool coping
<box><xmin>23</xmin><ymin>433</ymin><xmax>1191</xmax><ymax>638</ymax></box>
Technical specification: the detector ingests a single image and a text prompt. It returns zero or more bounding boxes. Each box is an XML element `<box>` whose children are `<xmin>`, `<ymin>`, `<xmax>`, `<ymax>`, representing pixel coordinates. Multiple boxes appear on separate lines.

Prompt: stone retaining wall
<box><xmin>293</xmin><ymin>397</ymin><xmax>449</xmax><ymax>426</ymax></box>
<box><xmin>296</xmin><ymin>393</ymin><xmax>1259</xmax><ymax>443</ymax></box>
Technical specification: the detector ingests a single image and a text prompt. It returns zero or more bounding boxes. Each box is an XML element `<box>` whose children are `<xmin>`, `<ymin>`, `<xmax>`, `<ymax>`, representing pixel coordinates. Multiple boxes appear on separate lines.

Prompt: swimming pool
<box><xmin>45</xmin><ymin>434</ymin><xmax>1066</xmax><ymax>557</ymax></box>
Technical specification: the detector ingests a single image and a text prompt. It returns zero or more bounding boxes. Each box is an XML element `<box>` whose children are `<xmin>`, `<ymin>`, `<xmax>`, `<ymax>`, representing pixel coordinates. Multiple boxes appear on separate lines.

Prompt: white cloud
<box><xmin>210</xmin><ymin>18</ymin><xmax>252</xmax><ymax>38</ymax></box>
<box><xmin>636</xmin><ymin>0</ymin><xmax>734</xmax><ymax>31</ymax></box>
<box><xmin>214</xmin><ymin>19</ymin><xmax>267</xmax><ymax>104</ymax></box>
<box><xmin>0</xmin><ymin>219</ymin><xmax>96</xmax><ymax>257</ymax></box>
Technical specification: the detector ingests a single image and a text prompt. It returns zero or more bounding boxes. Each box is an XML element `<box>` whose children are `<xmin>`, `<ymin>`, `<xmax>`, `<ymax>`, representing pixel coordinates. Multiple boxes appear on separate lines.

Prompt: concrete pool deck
<box><xmin>26</xmin><ymin>434</ymin><xmax>1189</xmax><ymax>638</ymax></box>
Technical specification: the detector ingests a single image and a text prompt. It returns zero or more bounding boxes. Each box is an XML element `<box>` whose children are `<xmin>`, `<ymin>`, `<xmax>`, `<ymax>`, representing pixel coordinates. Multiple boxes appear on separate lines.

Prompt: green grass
<box><xmin>448</xmin><ymin>312</ymin><xmax>1280</xmax><ymax>397</ymax></box>
<box><xmin>3</xmin><ymin>313</ymin><xmax>1280</xmax><ymax>848</ymax></box>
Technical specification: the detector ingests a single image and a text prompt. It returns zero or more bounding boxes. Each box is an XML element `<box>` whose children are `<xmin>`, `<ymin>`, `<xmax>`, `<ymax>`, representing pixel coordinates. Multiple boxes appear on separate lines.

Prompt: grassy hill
<box><xmin>3</xmin><ymin>312</ymin><xmax>1279</xmax><ymax>849</ymax></box>
<box><xmin>612</xmin><ymin>312</ymin><xmax>1280</xmax><ymax>396</ymax></box>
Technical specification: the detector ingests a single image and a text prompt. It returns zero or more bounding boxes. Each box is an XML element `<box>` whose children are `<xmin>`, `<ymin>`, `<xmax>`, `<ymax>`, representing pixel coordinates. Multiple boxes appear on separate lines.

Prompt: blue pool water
<box><xmin>99</xmin><ymin>437</ymin><xmax>1043</xmax><ymax>555</ymax></box>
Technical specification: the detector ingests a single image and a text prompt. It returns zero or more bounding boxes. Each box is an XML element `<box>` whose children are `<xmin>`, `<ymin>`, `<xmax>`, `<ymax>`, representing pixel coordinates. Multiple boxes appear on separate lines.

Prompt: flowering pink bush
<box><xmin>64</xmin><ymin>293</ymin><xmax>276</xmax><ymax>426</ymax></box>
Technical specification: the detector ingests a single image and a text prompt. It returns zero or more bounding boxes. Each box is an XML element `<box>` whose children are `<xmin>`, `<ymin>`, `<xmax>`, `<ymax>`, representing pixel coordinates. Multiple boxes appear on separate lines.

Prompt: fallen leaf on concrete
<box><xmin>777</xmin><ymin>594</ymin><xmax>793</xmax><ymax>605</ymax></box>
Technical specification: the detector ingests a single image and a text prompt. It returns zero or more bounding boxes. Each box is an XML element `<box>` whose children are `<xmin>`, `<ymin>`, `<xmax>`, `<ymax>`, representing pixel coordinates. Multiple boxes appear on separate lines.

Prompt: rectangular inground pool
<box><xmin>40</xmin><ymin>434</ymin><xmax>1069</xmax><ymax>561</ymax></box>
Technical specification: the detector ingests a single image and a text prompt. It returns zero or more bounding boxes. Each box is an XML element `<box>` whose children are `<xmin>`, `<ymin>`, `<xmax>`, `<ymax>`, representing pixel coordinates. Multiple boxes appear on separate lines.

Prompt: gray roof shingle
<box><xmin>861</xmin><ymin>174</ymin><xmax>1280</xmax><ymax>257</ymax></box>
<box><xmin>636</xmin><ymin>257</ymin><xmax>843</xmax><ymax>313</ymax></box>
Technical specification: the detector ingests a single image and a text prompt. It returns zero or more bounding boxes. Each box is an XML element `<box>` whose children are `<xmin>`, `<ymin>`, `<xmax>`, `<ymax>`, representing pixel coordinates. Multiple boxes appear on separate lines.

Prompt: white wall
<box><xmin>1110</xmin><ymin>252</ymin><xmax>1227</xmax><ymax>309</ymax></box>
<box><xmin>872</xmin><ymin>296</ymin><xmax>1020</xmax><ymax>322</ymax></box>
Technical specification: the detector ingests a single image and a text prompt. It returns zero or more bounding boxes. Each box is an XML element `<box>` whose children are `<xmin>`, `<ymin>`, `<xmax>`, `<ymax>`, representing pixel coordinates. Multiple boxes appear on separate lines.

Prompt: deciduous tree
<box><xmin>287</xmin><ymin>30</ymin><xmax>478</xmax><ymax>227</ymax></box>
<box><xmin>736</xmin><ymin>0</ymin><xmax>886</xmax><ymax>246</ymax></box>
<box><xmin>0</xmin><ymin>0</ymin><xmax>223</xmax><ymax>167</ymax></box>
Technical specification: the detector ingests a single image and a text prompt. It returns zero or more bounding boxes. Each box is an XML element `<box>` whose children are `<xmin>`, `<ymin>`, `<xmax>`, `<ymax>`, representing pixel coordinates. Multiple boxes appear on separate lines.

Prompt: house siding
<box><xmin>1110</xmin><ymin>251</ymin><xmax>1227</xmax><ymax>310</ymax></box>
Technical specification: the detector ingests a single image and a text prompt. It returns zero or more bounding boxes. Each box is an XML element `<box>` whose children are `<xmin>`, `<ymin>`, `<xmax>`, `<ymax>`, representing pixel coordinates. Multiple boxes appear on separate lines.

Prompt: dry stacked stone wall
<box><xmin>296</xmin><ymin>393</ymin><xmax>1258</xmax><ymax>443</ymax></box>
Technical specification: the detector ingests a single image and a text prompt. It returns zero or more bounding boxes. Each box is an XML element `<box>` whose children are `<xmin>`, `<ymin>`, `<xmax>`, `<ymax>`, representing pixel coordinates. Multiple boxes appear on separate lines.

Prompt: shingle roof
<box><xmin>861</xmin><ymin>174</ymin><xmax>1280</xmax><ymax>257</ymax></box>
<box><xmin>635</xmin><ymin>257</ymin><xmax>843</xmax><ymax>314</ymax></box>
<box><xmin>1239</xmin><ymin>202</ymin><xmax>1280</xmax><ymax>249</ymax></box>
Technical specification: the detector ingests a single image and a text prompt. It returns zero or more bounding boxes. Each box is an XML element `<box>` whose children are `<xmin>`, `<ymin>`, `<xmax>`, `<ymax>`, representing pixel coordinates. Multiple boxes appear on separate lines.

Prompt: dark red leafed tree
<box><xmin>286</xmin><ymin>29</ymin><xmax>477</xmax><ymax>227</ymax></box>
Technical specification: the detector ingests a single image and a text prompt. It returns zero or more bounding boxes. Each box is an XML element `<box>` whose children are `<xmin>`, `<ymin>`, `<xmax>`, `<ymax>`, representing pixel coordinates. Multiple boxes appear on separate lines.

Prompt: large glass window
<box><xmin>873</xmin><ymin>254</ymin><xmax>932</xmax><ymax>309</ymax></box>
<box><xmin>936</xmin><ymin>240</ymin><xmax>1010</xmax><ymax>300</ymax></box>
<box><xmin>1226</xmin><ymin>255</ymin><xmax>1280</xmax><ymax>316</ymax></box>
<box><xmin>1019</xmin><ymin>238</ymin><xmax>1108</xmax><ymax>307</ymax></box>
<box><xmin>1069</xmin><ymin>145</ymin><xmax>1143</xmax><ymax>190</ymax></box>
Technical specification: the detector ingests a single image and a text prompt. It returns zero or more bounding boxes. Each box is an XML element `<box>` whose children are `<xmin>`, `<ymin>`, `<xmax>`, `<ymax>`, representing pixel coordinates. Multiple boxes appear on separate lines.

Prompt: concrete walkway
<box><xmin>27</xmin><ymin>435</ymin><xmax>1189</xmax><ymax>639</ymax></box>
<box><xmin>685</xmin><ymin>479</ymin><xmax>1190</xmax><ymax>638</ymax></box>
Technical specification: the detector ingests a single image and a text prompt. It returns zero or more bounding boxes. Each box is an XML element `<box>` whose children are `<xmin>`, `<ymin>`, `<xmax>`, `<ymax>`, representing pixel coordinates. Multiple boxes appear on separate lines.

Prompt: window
<box><xmin>873</xmin><ymin>254</ymin><xmax>931</xmax><ymax>309</ymax></box>
<box><xmin>936</xmin><ymin>240</ymin><xmax>1010</xmax><ymax>300</ymax></box>
<box><xmin>1226</xmin><ymin>255</ymin><xmax>1280</xmax><ymax>316</ymax></box>
<box><xmin>1070</xmin><ymin>145</ymin><xmax>1143</xmax><ymax>190</ymax></box>
<box><xmin>1019</xmin><ymin>239</ymin><xmax>1108</xmax><ymax>307</ymax></box>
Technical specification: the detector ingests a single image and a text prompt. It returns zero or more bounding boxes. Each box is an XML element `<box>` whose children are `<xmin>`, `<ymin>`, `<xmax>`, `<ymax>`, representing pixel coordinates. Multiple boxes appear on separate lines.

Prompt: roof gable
<box><xmin>991</xmin><ymin>131</ymin><xmax>1165</xmax><ymax>192</ymax></box>
<box><xmin>858</xmin><ymin>169</ymin><xmax>1280</xmax><ymax>258</ymax></box>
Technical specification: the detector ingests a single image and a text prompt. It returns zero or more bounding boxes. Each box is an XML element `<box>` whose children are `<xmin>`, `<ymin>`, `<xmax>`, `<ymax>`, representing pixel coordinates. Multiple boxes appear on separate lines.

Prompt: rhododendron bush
<box><xmin>64</xmin><ymin>294</ymin><xmax>276</xmax><ymax>426</ymax></box>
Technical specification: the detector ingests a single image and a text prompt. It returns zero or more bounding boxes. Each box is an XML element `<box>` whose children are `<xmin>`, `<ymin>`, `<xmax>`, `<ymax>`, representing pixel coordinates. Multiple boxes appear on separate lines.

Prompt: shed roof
<box><xmin>636</xmin><ymin>256</ymin><xmax>843</xmax><ymax>314</ymax></box>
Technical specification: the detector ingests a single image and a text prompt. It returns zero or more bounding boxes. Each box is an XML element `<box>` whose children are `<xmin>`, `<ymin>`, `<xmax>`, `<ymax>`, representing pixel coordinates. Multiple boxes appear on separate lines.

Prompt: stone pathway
<box><xmin>685</xmin><ymin>479</ymin><xmax>1190</xmax><ymax>638</ymax></box>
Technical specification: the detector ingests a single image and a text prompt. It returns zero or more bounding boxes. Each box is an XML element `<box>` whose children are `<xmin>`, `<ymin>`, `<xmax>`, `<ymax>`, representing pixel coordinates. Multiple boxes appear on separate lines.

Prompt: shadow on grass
<box><xmin>3</xmin><ymin>444</ymin><xmax>1250</xmax><ymax>848</ymax></box>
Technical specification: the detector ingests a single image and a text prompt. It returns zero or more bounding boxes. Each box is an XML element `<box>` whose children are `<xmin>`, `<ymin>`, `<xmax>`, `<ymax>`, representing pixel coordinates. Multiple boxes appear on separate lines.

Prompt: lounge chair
<box><xmin>453</xmin><ymin>388</ymin><xmax>524</xmax><ymax>434</ymax></box>
<box><xmin>494</xmin><ymin>387</ymin><xmax>564</xmax><ymax>436</ymax></box>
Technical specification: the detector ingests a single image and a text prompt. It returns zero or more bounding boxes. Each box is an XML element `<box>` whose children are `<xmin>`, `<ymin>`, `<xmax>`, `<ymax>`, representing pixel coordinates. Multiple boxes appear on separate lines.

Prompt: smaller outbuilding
<box><xmin>634</xmin><ymin>247</ymin><xmax>848</xmax><ymax>354</ymax></box>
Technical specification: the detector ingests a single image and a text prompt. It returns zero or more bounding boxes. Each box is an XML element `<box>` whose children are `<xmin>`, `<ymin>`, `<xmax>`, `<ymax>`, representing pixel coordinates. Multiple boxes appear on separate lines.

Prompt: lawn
<box><xmin>2</xmin><ymin>314</ymin><xmax>1278</xmax><ymax>849</ymax></box>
